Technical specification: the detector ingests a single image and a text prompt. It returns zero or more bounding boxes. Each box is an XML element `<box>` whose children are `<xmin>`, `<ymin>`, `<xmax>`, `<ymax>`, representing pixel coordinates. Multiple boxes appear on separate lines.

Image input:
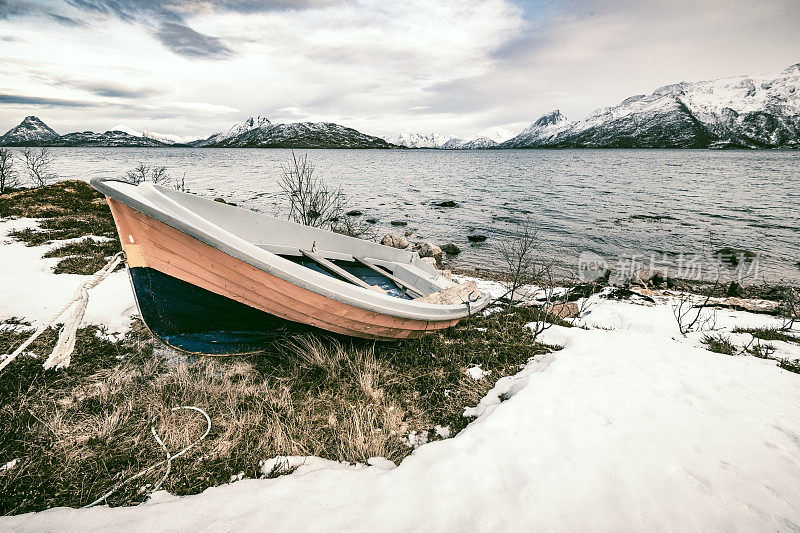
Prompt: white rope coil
<box><xmin>0</xmin><ymin>251</ymin><xmax>124</xmax><ymax>375</ymax></box>
<box><xmin>83</xmin><ymin>406</ymin><xmax>212</xmax><ymax>509</ymax></box>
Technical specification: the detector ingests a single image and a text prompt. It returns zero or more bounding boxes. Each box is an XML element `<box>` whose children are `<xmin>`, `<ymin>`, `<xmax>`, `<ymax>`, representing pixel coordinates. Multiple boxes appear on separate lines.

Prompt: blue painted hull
<box><xmin>129</xmin><ymin>266</ymin><xmax>316</xmax><ymax>355</ymax></box>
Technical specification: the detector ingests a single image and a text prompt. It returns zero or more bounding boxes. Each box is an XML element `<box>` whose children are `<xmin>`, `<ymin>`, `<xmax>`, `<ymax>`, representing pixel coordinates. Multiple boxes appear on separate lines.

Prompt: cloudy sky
<box><xmin>1</xmin><ymin>0</ymin><xmax>799</xmax><ymax>139</ymax></box>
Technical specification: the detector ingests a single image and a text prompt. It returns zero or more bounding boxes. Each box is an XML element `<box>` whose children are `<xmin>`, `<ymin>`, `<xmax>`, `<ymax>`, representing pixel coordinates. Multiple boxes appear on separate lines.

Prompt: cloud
<box><xmin>64</xmin><ymin>0</ymin><xmax>340</xmax><ymax>22</ymax></box>
<box><xmin>1</xmin><ymin>0</ymin><xmax>799</xmax><ymax>138</ymax></box>
<box><xmin>0</xmin><ymin>0</ymin><xmax>37</xmax><ymax>19</ymax></box>
<box><xmin>67</xmin><ymin>80</ymin><xmax>161</xmax><ymax>99</ymax></box>
<box><xmin>60</xmin><ymin>0</ymin><xmax>339</xmax><ymax>58</ymax></box>
<box><xmin>153</xmin><ymin>22</ymin><xmax>234</xmax><ymax>59</ymax></box>
<box><xmin>0</xmin><ymin>94</ymin><xmax>94</xmax><ymax>107</ymax></box>
<box><xmin>48</xmin><ymin>13</ymin><xmax>88</xmax><ymax>27</ymax></box>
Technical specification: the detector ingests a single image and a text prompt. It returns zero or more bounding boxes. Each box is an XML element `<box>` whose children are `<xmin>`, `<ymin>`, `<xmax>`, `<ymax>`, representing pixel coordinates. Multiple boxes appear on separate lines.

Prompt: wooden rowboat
<box><xmin>92</xmin><ymin>178</ymin><xmax>490</xmax><ymax>354</ymax></box>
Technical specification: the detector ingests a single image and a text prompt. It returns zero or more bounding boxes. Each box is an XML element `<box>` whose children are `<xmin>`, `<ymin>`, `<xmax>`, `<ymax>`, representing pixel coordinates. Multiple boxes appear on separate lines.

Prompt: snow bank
<box><xmin>0</xmin><ymin>218</ymin><xmax>136</xmax><ymax>334</ymax></box>
<box><xmin>3</xmin><ymin>294</ymin><xmax>799</xmax><ymax>531</ymax></box>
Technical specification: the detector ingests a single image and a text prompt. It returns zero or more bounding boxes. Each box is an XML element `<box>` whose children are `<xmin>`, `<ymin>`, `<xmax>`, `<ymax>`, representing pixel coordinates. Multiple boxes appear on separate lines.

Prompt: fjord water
<box><xmin>46</xmin><ymin>147</ymin><xmax>800</xmax><ymax>282</ymax></box>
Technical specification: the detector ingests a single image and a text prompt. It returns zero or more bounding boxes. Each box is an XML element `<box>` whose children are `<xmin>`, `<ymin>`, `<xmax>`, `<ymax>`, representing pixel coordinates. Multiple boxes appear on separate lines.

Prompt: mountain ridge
<box><xmin>2</xmin><ymin>61</ymin><xmax>799</xmax><ymax>149</ymax></box>
<box><xmin>500</xmin><ymin>63</ymin><xmax>800</xmax><ymax>149</ymax></box>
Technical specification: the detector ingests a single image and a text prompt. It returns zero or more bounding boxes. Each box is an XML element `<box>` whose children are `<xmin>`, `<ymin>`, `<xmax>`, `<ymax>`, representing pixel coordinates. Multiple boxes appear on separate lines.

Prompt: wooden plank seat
<box><xmin>300</xmin><ymin>249</ymin><xmax>386</xmax><ymax>293</ymax></box>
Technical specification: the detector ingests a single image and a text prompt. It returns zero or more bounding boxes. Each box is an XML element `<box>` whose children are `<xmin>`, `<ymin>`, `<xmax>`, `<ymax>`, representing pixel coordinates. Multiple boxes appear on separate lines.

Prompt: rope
<box><xmin>82</xmin><ymin>406</ymin><xmax>212</xmax><ymax>508</ymax></box>
<box><xmin>0</xmin><ymin>251</ymin><xmax>124</xmax><ymax>375</ymax></box>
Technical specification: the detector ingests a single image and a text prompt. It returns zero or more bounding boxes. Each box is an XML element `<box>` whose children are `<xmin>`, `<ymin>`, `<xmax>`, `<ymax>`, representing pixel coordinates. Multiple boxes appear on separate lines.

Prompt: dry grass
<box><xmin>0</xmin><ymin>304</ymin><xmax>552</xmax><ymax>515</ymax></box>
<box><xmin>701</xmin><ymin>333</ymin><xmax>737</xmax><ymax>355</ymax></box>
<box><xmin>731</xmin><ymin>326</ymin><xmax>800</xmax><ymax>345</ymax></box>
<box><xmin>0</xmin><ymin>181</ymin><xmax>121</xmax><ymax>274</ymax></box>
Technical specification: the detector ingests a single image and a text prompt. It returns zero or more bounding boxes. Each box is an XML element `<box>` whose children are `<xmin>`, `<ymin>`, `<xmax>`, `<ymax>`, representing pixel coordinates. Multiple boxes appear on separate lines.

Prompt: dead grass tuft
<box><xmin>701</xmin><ymin>333</ymin><xmax>737</xmax><ymax>355</ymax></box>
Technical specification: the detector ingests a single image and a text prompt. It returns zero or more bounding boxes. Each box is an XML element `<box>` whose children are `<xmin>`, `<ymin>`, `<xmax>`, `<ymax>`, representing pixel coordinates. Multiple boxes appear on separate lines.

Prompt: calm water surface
<box><xmin>28</xmin><ymin>147</ymin><xmax>800</xmax><ymax>283</ymax></box>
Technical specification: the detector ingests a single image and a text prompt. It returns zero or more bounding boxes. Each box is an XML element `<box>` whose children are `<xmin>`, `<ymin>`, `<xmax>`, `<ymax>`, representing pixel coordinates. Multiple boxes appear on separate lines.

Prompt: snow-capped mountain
<box><xmin>456</xmin><ymin>137</ymin><xmax>498</xmax><ymax>149</ymax></box>
<box><xmin>195</xmin><ymin>115</ymin><xmax>273</xmax><ymax>147</ymax></box>
<box><xmin>501</xmin><ymin>63</ymin><xmax>800</xmax><ymax>149</ymax></box>
<box><xmin>53</xmin><ymin>130</ymin><xmax>170</xmax><ymax>147</ymax></box>
<box><xmin>476</xmin><ymin>127</ymin><xmax>516</xmax><ymax>143</ymax></box>
<box><xmin>383</xmin><ymin>128</ymin><xmax>517</xmax><ymax>149</ymax></box>
<box><xmin>501</xmin><ymin>110</ymin><xmax>572</xmax><ymax>148</ymax></box>
<box><xmin>382</xmin><ymin>132</ymin><xmax>461</xmax><ymax>149</ymax></box>
<box><xmin>112</xmin><ymin>125</ymin><xmax>201</xmax><ymax>145</ymax></box>
<box><xmin>0</xmin><ymin>116</ymin><xmax>59</xmax><ymax>145</ymax></box>
<box><xmin>199</xmin><ymin>120</ymin><xmax>394</xmax><ymax>149</ymax></box>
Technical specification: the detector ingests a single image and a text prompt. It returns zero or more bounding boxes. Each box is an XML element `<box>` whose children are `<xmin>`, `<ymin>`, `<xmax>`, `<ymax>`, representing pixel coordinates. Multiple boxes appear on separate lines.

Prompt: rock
<box><xmin>727</xmin><ymin>281</ymin><xmax>744</xmax><ymax>297</ymax></box>
<box><xmin>647</xmin><ymin>271</ymin><xmax>664</xmax><ymax>287</ymax></box>
<box><xmin>366</xmin><ymin>218</ymin><xmax>378</xmax><ymax>224</ymax></box>
<box><xmin>441</xmin><ymin>243</ymin><xmax>461</xmax><ymax>255</ymax></box>
<box><xmin>346</xmin><ymin>210</ymin><xmax>362</xmax><ymax>216</ymax></box>
<box><xmin>433</xmin><ymin>200</ymin><xmax>459</xmax><ymax>208</ymax></box>
<box><xmin>467</xmin><ymin>235</ymin><xmax>487</xmax><ymax>243</ymax></box>
<box><xmin>715</xmin><ymin>247</ymin><xmax>756</xmax><ymax>266</ymax></box>
<box><xmin>550</xmin><ymin>302</ymin><xmax>579</xmax><ymax>319</ymax></box>
<box><xmin>404</xmin><ymin>230</ymin><xmax>413</xmax><ymax>237</ymax></box>
<box><xmin>214</xmin><ymin>197</ymin><xmax>227</xmax><ymax>204</ymax></box>
<box><xmin>417</xmin><ymin>242</ymin><xmax>442</xmax><ymax>263</ymax></box>
<box><xmin>381</xmin><ymin>234</ymin><xmax>409</xmax><ymax>249</ymax></box>
<box><xmin>420</xmin><ymin>257</ymin><xmax>437</xmax><ymax>266</ymax></box>
<box><xmin>391</xmin><ymin>220</ymin><xmax>408</xmax><ymax>226</ymax></box>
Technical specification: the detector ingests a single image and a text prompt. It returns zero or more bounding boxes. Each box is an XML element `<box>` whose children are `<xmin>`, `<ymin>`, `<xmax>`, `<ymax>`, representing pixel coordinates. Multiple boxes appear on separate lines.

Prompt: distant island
<box><xmin>2</xmin><ymin>62</ymin><xmax>798</xmax><ymax>149</ymax></box>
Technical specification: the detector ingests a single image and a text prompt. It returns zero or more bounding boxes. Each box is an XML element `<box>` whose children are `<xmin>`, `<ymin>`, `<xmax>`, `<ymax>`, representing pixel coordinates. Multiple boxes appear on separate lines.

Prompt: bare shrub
<box><xmin>150</xmin><ymin>165</ymin><xmax>168</xmax><ymax>185</ymax></box>
<box><xmin>498</xmin><ymin>220</ymin><xmax>538</xmax><ymax>304</ymax></box>
<box><xmin>125</xmin><ymin>162</ymin><xmax>169</xmax><ymax>185</ymax></box>
<box><xmin>778</xmin><ymin>287</ymin><xmax>799</xmax><ymax>331</ymax></box>
<box><xmin>279</xmin><ymin>152</ymin><xmax>345</xmax><ymax>228</ymax></box>
<box><xmin>497</xmin><ymin>221</ymin><xmax>560</xmax><ymax>340</ymax></box>
<box><xmin>527</xmin><ymin>263</ymin><xmax>560</xmax><ymax>341</ymax></box>
<box><xmin>672</xmin><ymin>289</ymin><xmax>718</xmax><ymax>335</ymax></box>
<box><xmin>174</xmin><ymin>173</ymin><xmax>187</xmax><ymax>192</ymax></box>
<box><xmin>20</xmin><ymin>147</ymin><xmax>56</xmax><ymax>187</ymax></box>
<box><xmin>331</xmin><ymin>215</ymin><xmax>375</xmax><ymax>240</ymax></box>
<box><xmin>0</xmin><ymin>147</ymin><xmax>19</xmax><ymax>194</ymax></box>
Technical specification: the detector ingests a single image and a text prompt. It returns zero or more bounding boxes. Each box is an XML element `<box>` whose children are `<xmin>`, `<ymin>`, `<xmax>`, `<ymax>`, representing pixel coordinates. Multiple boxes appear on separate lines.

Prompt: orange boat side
<box><xmin>106</xmin><ymin>198</ymin><xmax>460</xmax><ymax>340</ymax></box>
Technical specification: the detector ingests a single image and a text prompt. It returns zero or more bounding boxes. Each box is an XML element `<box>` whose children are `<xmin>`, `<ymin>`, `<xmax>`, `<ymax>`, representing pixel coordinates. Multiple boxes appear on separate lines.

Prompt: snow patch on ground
<box><xmin>3</xmin><ymin>285</ymin><xmax>800</xmax><ymax>531</ymax></box>
<box><xmin>0</xmin><ymin>218</ymin><xmax>136</xmax><ymax>334</ymax></box>
<box><xmin>1</xmin><ymin>459</ymin><xmax>19</xmax><ymax>471</ymax></box>
<box><xmin>466</xmin><ymin>364</ymin><xmax>489</xmax><ymax>380</ymax></box>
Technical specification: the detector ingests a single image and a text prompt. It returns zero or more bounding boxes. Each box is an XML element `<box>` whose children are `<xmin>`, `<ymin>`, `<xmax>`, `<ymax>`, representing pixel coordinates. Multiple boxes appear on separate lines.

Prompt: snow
<box><xmin>508</xmin><ymin>62</ymin><xmax>800</xmax><ymax>147</ymax></box>
<box><xmin>111</xmin><ymin>125</ymin><xmax>202</xmax><ymax>145</ymax></box>
<box><xmin>3</xmin><ymin>292</ymin><xmax>799</xmax><ymax>531</ymax></box>
<box><xmin>384</xmin><ymin>128</ymin><xmax>517</xmax><ymax>149</ymax></box>
<box><xmin>1</xmin><ymin>459</ymin><xmax>19</xmax><ymax>471</ymax></box>
<box><xmin>382</xmin><ymin>132</ymin><xmax>460</xmax><ymax>149</ymax></box>
<box><xmin>466</xmin><ymin>364</ymin><xmax>489</xmax><ymax>380</ymax></box>
<box><xmin>475</xmin><ymin>126</ymin><xmax>516</xmax><ymax>143</ymax></box>
<box><xmin>199</xmin><ymin>116</ymin><xmax>272</xmax><ymax>145</ymax></box>
<box><xmin>0</xmin><ymin>218</ymin><xmax>135</xmax><ymax>334</ymax></box>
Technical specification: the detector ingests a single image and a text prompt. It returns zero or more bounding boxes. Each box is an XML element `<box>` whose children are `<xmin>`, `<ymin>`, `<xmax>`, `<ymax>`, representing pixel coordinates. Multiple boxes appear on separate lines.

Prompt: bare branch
<box><xmin>279</xmin><ymin>152</ymin><xmax>345</xmax><ymax>229</ymax></box>
<box><xmin>20</xmin><ymin>147</ymin><xmax>56</xmax><ymax>187</ymax></box>
<box><xmin>125</xmin><ymin>162</ymin><xmax>169</xmax><ymax>185</ymax></box>
<box><xmin>0</xmin><ymin>148</ymin><xmax>20</xmax><ymax>194</ymax></box>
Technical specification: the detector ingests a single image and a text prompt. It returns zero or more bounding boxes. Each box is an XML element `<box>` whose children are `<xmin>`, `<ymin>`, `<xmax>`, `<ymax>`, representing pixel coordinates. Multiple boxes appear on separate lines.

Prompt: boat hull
<box><xmin>106</xmin><ymin>198</ymin><xmax>460</xmax><ymax>351</ymax></box>
<box><xmin>129</xmin><ymin>266</ymin><xmax>315</xmax><ymax>354</ymax></box>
